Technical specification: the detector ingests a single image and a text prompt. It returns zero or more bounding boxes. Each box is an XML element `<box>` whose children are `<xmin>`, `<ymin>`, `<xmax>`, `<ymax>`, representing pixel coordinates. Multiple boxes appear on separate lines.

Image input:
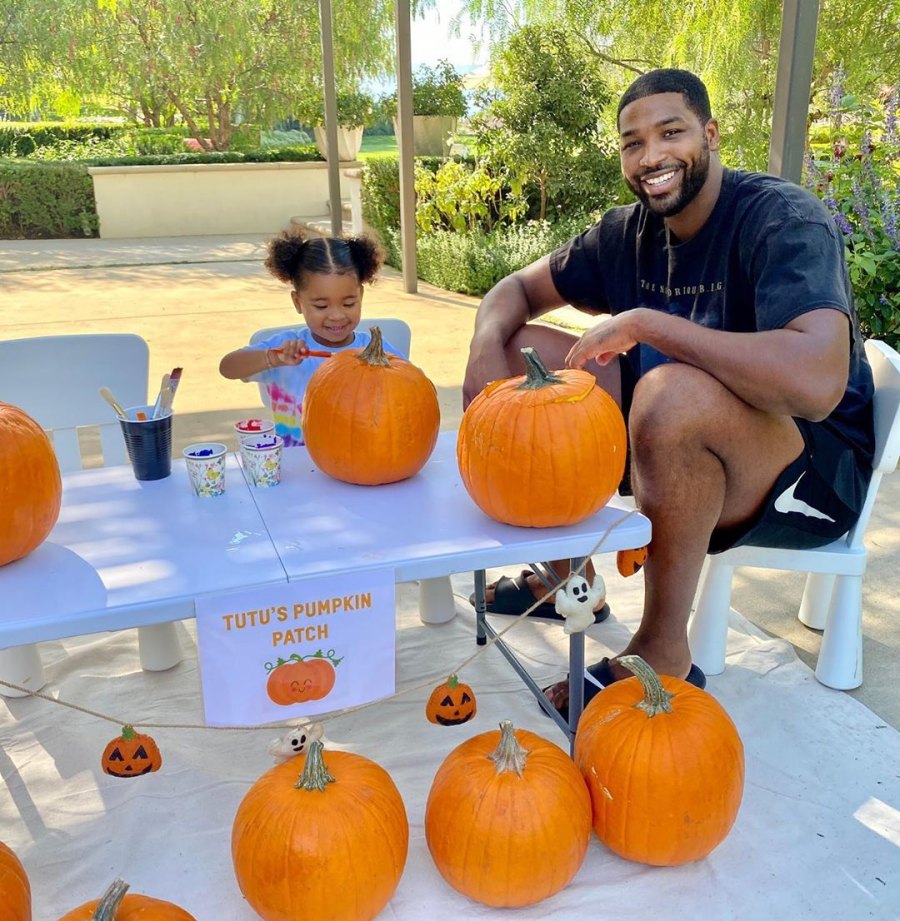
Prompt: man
<box><xmin>463</xmin><ymin>68</ymin><xmax>874</xmax><ymax>718</ymax></box>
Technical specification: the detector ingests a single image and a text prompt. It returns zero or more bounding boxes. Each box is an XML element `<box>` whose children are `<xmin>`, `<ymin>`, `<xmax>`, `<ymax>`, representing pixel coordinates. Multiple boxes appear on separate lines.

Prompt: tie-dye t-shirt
<box><xmin>243</xmin><ymin>327</ymin><xmax>402</xmax><ymax>447</ymax></box>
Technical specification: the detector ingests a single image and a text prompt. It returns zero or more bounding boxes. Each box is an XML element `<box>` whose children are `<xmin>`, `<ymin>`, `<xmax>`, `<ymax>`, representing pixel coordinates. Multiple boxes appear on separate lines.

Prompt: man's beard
<box><xmin>629</xmin><ymin>142</ymin><xmax>710</xmax><ymax>217</ymax></box>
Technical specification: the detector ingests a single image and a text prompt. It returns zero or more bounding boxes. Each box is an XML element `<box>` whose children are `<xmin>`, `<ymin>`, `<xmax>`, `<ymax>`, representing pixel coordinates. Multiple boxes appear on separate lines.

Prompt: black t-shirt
<box><xmin>549</xmin><ymin>169</ymin><xmax>875</xmax><ymax>459</ymax></box>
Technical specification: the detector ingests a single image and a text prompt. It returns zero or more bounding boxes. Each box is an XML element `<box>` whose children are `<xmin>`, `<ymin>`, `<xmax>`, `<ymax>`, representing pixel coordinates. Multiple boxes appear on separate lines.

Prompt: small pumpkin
<box><xmin>101</xmin><ymin>726</ymin><xmax>162</xmax><ymax>778</ymax></box>
<box><xmin>232</xmin><ymin>738</ymin><xmax>409</xmax><ymax>921</ymax></box>
<box><xmin>265</xmin><ymin>651</ymin><xmax>339</xmax><ymax>705</ymax></box>
<box><xmin>616</xmin><ymin>545</ymin><xmax>648</xmax><ymax>577</ymax></box>
<box><xmin>457</xmin><ymin>348</ymin><xmax>626</xmax><ymax>527</ymax></box>
<box><xmin>425</xmin><ymin>673</ymin><xmax>476</xmax><ymax>725</ymax></box>
<box><xmin>426</xmin><ymin>720</ymin><xmax>592</xmax><ymax>907</ymax></box>
<box><xmin>574</xmin><ymin>655</ymin><xmax>744</xmax><ymax>866</ymax></box>
<box><xmin>0</xmin><ymin>401</ymin><xmax>62</xmax><ymax>567</ymax></box>
<box><xmin>302</xmin><ymin>326</ymin><xmax>440</xmax><ymax>485</ymax></box>
<box><xmin>0</xmin><ymin>840</ymin><xmax>31</xmax><ymax>921</ymax></box>
<box><xmin>57</xmin><ymin>878</ymin><xmax>196</xmax><ymax>920</ymax></box>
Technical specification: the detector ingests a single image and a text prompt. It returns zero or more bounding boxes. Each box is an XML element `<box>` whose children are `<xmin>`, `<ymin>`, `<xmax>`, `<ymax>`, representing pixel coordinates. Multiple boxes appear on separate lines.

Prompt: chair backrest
<box><xmin>847</xmin><ymin>338</ymin><xmax>900</xmax><ymax>546</ymax></box>
<box><xmin>248</xmin><ymin>318</ymin><xmax>411</xmax><ymax>408</ymax></box>
<box><xmin>0</xmin><ymin>334</ymin><xmax>149</xmax><ymax>471</ymax></box>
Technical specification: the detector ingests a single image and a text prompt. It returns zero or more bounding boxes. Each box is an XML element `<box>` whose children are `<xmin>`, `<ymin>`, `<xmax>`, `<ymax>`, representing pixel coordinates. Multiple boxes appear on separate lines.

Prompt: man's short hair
<box><xmin>617</xmin><ymin>69</ymin><xmax>712</xmax><ymax>126</ymax></box>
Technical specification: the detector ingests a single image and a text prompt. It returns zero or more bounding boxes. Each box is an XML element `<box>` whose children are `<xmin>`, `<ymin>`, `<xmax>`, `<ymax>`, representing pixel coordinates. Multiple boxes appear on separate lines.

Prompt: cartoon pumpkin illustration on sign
<box><xmin>101</xmin><ymin>725</ymin><xmax>162</xmax><ymax>778</ymax></box>
<box><xmin>426</xmin><ymin>674</ymin><xmax>477</xmax><ymax>725</ymax></box>
<box><xmin>266</xmin><ymin>650</ymin><xmax>342</xmax><ymax>706</ymax></box>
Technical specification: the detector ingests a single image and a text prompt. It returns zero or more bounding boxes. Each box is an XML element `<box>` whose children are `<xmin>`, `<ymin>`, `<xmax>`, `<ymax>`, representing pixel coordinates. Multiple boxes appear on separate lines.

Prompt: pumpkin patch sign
<box><xmin>195</xmin><ymin>568</ymin><xmax>395</xmax><ymax>725</ymax></box>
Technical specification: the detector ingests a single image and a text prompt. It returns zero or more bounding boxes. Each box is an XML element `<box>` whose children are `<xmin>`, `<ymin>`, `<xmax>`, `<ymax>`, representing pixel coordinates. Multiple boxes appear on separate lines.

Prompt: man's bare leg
<box><xmin>544</xmin><ymin>362</ymin><xmax>804</xmax><ymax>707</ymax></box>
<box><xmin>477</xmin><ymin>321</ymin><xmax>623</xmax><ymax>608</ymax></box>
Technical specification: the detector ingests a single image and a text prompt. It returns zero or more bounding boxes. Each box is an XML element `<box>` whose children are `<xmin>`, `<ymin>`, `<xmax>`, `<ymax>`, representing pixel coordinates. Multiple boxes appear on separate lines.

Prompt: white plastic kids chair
<box><xmin>247</xmin><ymin>317</ymin><xmax>454</xmax><ymax>625</ymax></box>
<box><xmin>0</xmin><ymin>334</ymin><xmax>183</xmax><ymax>697</ymax></box>
<box><xmin>688</xmin><ymin>338</ymin><xmax>900</xmax><ymax>689</ymax></box>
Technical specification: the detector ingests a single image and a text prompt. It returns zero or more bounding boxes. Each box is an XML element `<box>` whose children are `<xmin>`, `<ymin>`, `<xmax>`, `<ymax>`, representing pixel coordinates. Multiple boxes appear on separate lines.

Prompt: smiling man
<box><xmin>462</xmin><ymin>68</ymin><xmax>875</xmax><ymax>719</ymax></box>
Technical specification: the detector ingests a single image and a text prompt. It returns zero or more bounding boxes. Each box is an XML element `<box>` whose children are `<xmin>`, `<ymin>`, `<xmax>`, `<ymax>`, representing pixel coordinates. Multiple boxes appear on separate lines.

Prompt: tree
<box><xmin>470</xmin><ymin>24</ymin><xmax>616</xmax><ymax>220</ymax></box>
<box><xmin>455</xmin><ymin>0</ymin><xmax>900</xmax><ymax>169</ymax></box>
<box><xmin>0</xmin><ymin>0</ymin><xmax>418</xmax><ymax>149</ymax></box>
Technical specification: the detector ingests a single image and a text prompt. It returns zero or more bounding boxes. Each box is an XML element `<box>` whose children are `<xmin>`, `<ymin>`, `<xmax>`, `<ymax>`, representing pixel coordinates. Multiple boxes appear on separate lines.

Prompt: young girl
<box><xmin>220</xmin><ymin>228</ymin><xmax>399</xmax><ymax>446</ymax></box>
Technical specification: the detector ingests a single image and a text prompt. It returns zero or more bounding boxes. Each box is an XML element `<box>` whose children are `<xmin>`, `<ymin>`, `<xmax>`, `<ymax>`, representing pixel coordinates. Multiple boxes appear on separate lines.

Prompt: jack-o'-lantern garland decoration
<box><xmin>100</xmin><ymin>726</ymin><xmax>162</xmax><ymax>779</ymax></box>
<box><xmin>425</xmin><ymin>674</ymin><xmax>477</xmax><ymax>725</ymax></box>
<box><xmin>617</xmin><ymin>545</ymin><xmax>648</xmax><ymax>576</ymax></box>
<box><xmin>457</xmin><ymin>347</ymin><xmax>626</xmax><ymax>527</ymax></box>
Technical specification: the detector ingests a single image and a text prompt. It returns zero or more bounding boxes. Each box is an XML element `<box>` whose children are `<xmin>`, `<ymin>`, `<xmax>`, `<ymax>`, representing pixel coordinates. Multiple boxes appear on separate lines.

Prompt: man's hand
<box><xmin>566</xmin><ymin>310</ymin><xmax>643</xmax><ymax>369</ymax></box>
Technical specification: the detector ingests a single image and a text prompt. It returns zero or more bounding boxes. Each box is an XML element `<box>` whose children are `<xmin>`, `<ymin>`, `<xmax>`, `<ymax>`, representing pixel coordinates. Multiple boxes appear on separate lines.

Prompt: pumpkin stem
<box><xmin>91</xmin><ymin>879</ymin><xmax>129</xmax><ymax>921</ymax></box>
<box><xmin>295</xmin><ymin>739</ymin><xmax>336</xmax><ymax>792</ymax></box>
<box><xmin>120</xmin><ymin>725</ymin><xmax>136</xmax><ymax>741</ymax></box>
<box><xmin>618</xmin><ymin>655</ymin><xmax>674</xmax><ymax>717</ymax></box>
<box><xmin>357</xmin><ymin>326</ymin><xmax>391</xmax><ymax>367</ymax></box>
<box><xmin>488</xmin><ymin>720</ymin><xmax>530</xmax><ymax>776</ymax></box>
<box><xmin>447</xmin><ymin>673</ymin><xmax>459</xmax><ymax>689</ymax></box>
<box><xmin>518</xmin><ymin>347</ymin><xmax>564</xmax><ymax>390</ymax></box>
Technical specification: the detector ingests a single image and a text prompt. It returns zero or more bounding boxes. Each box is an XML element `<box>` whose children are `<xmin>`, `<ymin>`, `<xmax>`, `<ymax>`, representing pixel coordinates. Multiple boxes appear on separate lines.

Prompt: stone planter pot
<box><xmin>393</xmin><ymin>115</ymin><xmax>457</xmax><ymax>157</ymax></box>
<box><xmin>313</xmin><ymin>125</ymin><xmax>364</xmax><ymax>162</ymax></box>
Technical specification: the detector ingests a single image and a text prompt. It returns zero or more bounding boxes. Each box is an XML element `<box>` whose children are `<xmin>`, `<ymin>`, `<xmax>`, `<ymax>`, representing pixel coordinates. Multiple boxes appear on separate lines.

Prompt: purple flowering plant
<box><xmin>804</xmin><ymin>67</ymin><xmax>899</xmax><ymax>348</ymax></box>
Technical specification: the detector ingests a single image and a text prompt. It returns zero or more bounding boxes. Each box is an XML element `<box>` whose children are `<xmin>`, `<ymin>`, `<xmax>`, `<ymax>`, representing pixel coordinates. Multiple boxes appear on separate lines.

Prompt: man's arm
<box><xmin>567</xmin><ymin>306</ymin><xmax>850</xmax><ymax>421</ymax></box>
<box><xmin>463</xmin><ymin>256</ymin><xmax>571</xmax><ymax>406</ymax></box>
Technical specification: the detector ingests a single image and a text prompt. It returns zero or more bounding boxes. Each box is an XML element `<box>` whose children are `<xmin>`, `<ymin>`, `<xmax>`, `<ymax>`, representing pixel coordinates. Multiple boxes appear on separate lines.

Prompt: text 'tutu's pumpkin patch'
<box><xmin>101</xmin><ymin>726</ymin><xmax>162</xmax><ymax>778</ymax></box>
<box><xmin>426</xmin><ymin>674</ymin><xmax>477</xmax><ymax>725</ymax></box>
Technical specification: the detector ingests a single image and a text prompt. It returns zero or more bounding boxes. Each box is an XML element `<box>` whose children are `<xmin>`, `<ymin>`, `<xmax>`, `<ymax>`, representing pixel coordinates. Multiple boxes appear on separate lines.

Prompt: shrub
<box><xmin>805</xmin><ymin>73</ymin><xmax>900</xmax><ymax>349</ymax></box>
<box><xmin>0</xmin><ymin>160</ymin><xmax>97</xmax><ymax>238</ymax></box>
<box><xmin>381</xmin><ymin>60</ymin><xmax>467</xmax><ymax>118</ymax></box>
<box><xmin>299</xmin><ymin>89</ymin><xmax>378</xmax><ymax>128</ymax></box>
<box><xmin>412</xmin><ymin>218</ymin><xmax>593</xmax><ymax>297</ymax></box>
<box><xmin>0</xmin><ymin>121</ymin><xmax>130</xmax><ymax>156</ymax></box>
<box><xmin>469</xmin><ymin>25</ymin><xmax>620</xmax><ymax>222</ymax></box>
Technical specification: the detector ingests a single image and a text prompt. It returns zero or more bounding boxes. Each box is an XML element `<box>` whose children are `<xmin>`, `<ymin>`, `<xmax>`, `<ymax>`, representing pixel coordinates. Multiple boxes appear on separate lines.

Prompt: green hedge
<box><xmin>0</xmin><ymin>121</ymin><xmax>130</xmax><ymax>156</ymax></box>
<box><xmin>82</xmin><ymin>145</ymin><xmax>321</xmax><ymax>167</ymax></box>
<box><xmin>0</xmin><ymin>160</ymin><xmax>98</xmax><ymax>238</ymax></box>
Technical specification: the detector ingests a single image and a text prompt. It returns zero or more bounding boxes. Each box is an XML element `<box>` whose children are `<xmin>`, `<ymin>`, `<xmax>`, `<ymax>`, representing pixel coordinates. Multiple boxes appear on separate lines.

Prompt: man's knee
<box><xmin>630</xmin><ymin>363</ymin><xmax>725</xmax><ymax>441</ymax></box>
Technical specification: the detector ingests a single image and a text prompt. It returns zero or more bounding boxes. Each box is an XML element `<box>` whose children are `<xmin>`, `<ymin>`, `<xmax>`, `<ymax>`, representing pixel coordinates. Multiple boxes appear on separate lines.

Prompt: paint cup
<box><xmin>120</xmin><ymin>406</ymin><xmax>173</xmax><ymax>481</ymax></box>
<box><xmin>183</xmin><ymin>442</ymin><xmax>227</xmax><ymax>497</ymax></box>
<box><xmin>241</xmin><ymin>433</ymin><xmax>284</xmax><ymax>488</ymax></box>
<box><xmin>234</xmin><ymin>418</ymin><xmax>275</xmax><ymax>444</ymax></box>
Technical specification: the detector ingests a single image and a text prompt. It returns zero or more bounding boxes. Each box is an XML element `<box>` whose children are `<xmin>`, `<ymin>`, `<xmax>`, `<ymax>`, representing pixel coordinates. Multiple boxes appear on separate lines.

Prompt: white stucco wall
<box><xmin>88</xmin><ymin>161</ymin><xmax>360</xmax><ymax>239</ymax></box>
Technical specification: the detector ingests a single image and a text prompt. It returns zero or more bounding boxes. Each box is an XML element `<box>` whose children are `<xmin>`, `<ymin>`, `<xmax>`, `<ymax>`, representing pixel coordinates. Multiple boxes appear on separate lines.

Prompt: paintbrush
<box><xmin>98</xmin><ymin>386</ymin><xmax>127</xmax><ymax>418</ymax></box>
<box><xmin>151</xmin><ymin>372</ymin><xmax>171</xmax><ymax>420</ymax></box>
<box><xmin>167</xmin><ymin>367</ymin><xmax>183</xmax><ymax>407</ymax></box>
<box><xmin>270</xmin><ymin>348</ymin><xmax>334</xmax><ymax>359</ymax></box>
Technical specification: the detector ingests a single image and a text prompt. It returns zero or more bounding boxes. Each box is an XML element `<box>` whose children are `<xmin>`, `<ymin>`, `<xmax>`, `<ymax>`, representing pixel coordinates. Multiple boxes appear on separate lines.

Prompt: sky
<box><xmin>409</xmin><ymin>1</ymin><xmax>489</xmax><ymax>72</ymax></box>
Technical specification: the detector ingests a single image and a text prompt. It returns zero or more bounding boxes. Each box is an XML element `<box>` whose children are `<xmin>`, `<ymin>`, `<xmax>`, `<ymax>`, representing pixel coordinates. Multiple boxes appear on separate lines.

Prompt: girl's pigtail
<box><xmin>345</xmin><ymin>235</ymin><xmax>384</xmax><ymax>284</ymax></box>
<box><xmin>264</xmin><ymin>228</ymin><xmax>310</xmax><ymax>284</ymax></box>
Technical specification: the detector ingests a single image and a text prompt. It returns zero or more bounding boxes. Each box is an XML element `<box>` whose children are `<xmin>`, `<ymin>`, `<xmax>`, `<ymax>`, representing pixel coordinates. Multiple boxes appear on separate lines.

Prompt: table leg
<box><xmin>474</xmin><ymin>569</ymin><xmax>487</xmax><ymax>646</ymax></box>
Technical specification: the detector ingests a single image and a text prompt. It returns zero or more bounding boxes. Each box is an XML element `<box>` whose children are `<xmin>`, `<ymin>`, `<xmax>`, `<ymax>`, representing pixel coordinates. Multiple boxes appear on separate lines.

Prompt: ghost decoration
<box><xmin>267</xmin><ymin>721</ymin><xmax>325</xmax><ymax>763</ymax></box>
<box><xmin>554</xmin><ymin>572</ymin><xmax>607</xmax><ymax>635</ymax></box>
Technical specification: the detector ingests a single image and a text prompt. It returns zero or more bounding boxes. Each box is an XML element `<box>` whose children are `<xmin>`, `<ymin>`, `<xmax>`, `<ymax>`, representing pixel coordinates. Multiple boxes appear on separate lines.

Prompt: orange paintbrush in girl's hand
<box><xmin>270</xmin><ymin>347</ymin><xmax>334</xmax><ymax>358</ymax></box>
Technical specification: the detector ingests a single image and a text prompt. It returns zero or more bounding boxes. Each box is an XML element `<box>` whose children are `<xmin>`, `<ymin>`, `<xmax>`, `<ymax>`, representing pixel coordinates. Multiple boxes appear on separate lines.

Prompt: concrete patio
<box><xmin>1</xmin><ymin>232</ymin><xmax>897</xmax><ymax>728</ymax></box>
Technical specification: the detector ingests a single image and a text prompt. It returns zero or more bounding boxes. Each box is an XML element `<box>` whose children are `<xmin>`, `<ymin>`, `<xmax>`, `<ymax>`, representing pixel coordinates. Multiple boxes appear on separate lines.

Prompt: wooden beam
<box><xmin>319</xmin><ymin>0</ymin><xmax>343</xmax><ymax>236</ymax></box>
<box><xmin>395</xmin><ymin>0</ymin><xmax>417</xmax><ymax>292</ymax></box>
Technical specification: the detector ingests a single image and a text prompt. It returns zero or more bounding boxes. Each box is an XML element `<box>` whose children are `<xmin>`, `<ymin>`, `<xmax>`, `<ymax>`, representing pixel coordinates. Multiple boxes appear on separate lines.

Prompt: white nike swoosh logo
<box><xmin>773</xmin><ymin>473</ymin><xmax>836</xmax><ymax>523</ymax></box>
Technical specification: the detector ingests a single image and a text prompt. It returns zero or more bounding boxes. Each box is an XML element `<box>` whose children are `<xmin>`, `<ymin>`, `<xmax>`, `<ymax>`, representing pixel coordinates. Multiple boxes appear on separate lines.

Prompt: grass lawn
<box><xmin>359</xmin><ymin>134</ymin><xmax>398</xmax><ymax>159</ymax></box>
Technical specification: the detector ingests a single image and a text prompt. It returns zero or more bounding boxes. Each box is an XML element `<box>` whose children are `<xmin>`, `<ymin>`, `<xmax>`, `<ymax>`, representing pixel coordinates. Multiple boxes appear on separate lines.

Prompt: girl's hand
<box><xmin>269</xmin><ymin>340</ymin><xmax>310</xmax><ymax>366</ymax></box>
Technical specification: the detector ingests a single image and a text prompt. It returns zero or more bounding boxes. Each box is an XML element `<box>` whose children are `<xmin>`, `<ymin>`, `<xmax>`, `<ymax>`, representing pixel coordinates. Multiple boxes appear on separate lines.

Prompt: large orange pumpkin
<box><xmin>58</xmin><ymin>878</ymin><xmax>196</xmax><ymax>920</ymax></box>
<box><xmin>425</xmin><ymin>720</ymin><xmax>592</xmax><ymax>907</ymax></box>
<box><xmin>0</xmin><ymin>402</ymin><xmax>62</xmax><ymax>567</ymax></box>
<box><xmin>574</xmin><ymin>655</ymin><xmax>744</xmax><ymax>866</ymax></box>
<box><xmin>457</xmin><ymin>348</ymin><xmax>626</xmax><ymax>527</ymax></box>
<box><xmin>0</xmin><ymin>840</ymin><xmax>31</xmax><ymax>921</ymax></box>
<box><xmin>232</xmin><ymin>738</ymin><xmax>409</xmax><ymax>921</ymax></box>
<box><xmin>302</xmin><ymin>326</ymin><xmax>440</xmax><ymax>485</ymax></box>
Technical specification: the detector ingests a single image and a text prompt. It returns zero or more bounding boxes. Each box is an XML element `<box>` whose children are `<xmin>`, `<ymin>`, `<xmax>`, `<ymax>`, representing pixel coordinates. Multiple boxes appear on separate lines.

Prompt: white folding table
<box><xmin>0</xmin><ymin>455</ymin><xmax>287</xmax><ymax>649</ymax></box>
<box><xmin>242</xmin><ymin>432</ymin><xmax>651</xmax><ymax>741</ymax></box>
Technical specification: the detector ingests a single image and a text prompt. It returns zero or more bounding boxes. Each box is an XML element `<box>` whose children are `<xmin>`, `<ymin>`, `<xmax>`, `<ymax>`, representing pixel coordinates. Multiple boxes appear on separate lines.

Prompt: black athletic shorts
<box><xmin>616</xmin><ymin>358</ymin><xmax>871</xmax><ymax>553</ymax></box>
<box><xmin>707</xmin><ymin>418</ymin><xmax>872</xmax><ymax>553</ymax></box>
